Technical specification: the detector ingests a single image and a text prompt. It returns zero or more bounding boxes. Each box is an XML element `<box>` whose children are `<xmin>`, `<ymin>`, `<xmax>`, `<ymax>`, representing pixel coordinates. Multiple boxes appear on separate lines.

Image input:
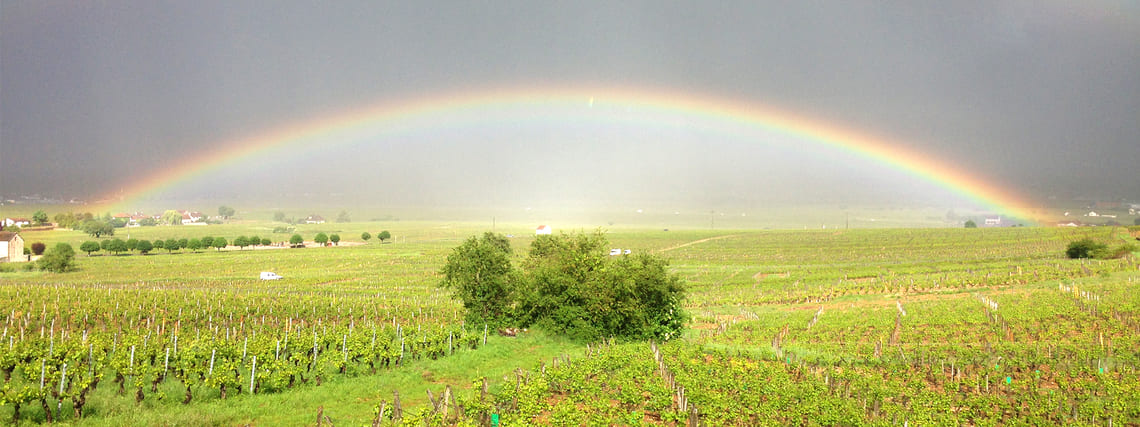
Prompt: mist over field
<box><xmin>2</xmin><ymin>2</ymin><xmax>1138</xmax><ymax>209</ymax></box>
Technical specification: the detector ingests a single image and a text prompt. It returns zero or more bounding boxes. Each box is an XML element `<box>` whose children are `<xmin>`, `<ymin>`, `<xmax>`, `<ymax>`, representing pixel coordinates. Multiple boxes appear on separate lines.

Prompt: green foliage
<box><xmin>378</xmin><ymin>230</ymin><xmax>392</xmax><ymax>242</ymax></box>
<box><xmin>361</xmin><ymin>231</ymin><xmax>372</xmax><ymax>242</ymax></box>
<box><xmin>162</xmin><ymin>210</ymin><xmax>183</xmax><ymax>226</ymax></box>
<box><xmin>1066</xmin><ymin>239</ymin><xmax>1107</xmax><ymax>259</ymax></box>
<box><xmin>82</xmin><ymin>219</ymin><xmax>114</xmax><ymax>237</ymax></box>
<box><xmin>201</xmin><ymin>236</ymin><xmax>214</xmax><ymax>248</ymax></box>
<box><xmin>289</xmin><ymin>234</ymin><xmax>304</xmax><ymax>246</ymax></box>
<box><xmin>260</xmin><ymin>237</ymin><xmax>271</xmax><ymax>246</ymax></box>
<box><xmin>108</xmin><ymin>238</ymin><xmax>128</xmax><ymax>254</ymax></box>
<box><xmin>165</xmin><ymin>238</ymin><xmax>181</xmax><ymax>253</ymax></box>
<box><xmin>136</xmin><ymin>239</ymin><xmax>153</xmax><ymax>254</ymax></box>
<box><xmin>212</xmin><ymin>237</ymin><xmax>228</xmax><ymax>251</ymax></box>
<box><xmin>440</xmin><ymin>230</ymin><xmax>688</xmax><ymax>341</ymax></box>
<box><xmin>138</xmin><ymin>217</ymin><xmax>157</xmax><ymax>226</ymax></box>
<box><xmin>233</xmin><ymin>236</ymin><xmax>250</xmax><ymax>249</ymax></box>
<box><xmin>439</xmin><ymin>232</ymin><xmax>518</xmax><ymax>328</ymax></box>
<box><xmin>32</xmin><ymin>210</ymin><xmax>48</xmax><ymax>226</ymax></box>
<box><xmin>79</xmin><ymin>241</ymin><xmax>101</xmax><ymax>255</ymax></box>
<box><xmin>330</xmin><ymin>234</ymin><xmax>340</xmax><ymax>245</ymax></box>
<box><xmin>37</xmin><ymin>242</ymin><xmax>75</xmax><ymax>272</ymax></box>
<box><xmin>218</xmin><ymin>205</ymin><xmax>235</xmax><ymax>218</ymax></box>
<box><xmin>248</xmin><ymin>235</ymin><xmax>260</xmax><ymax>247</ymax></box>
<box><xmin>314</xmin><ymin>233</ymin><xmax>329</xmax><ymax>245</ymax></box>
<box><xmin>126</xmin><ymin>238</ymin><xmax>139</xmax><ymax>251</ymax></box>
<box><xmin>153</xmin><ymin>239</ymin><xmax>165</xmax><ymax>250</ymax></box>
<box><xmin>964</xmin><ymin>219</ymin><xmax>977</xmax><ymax>228</ymax></box>
<box><xmin>187</xmin><ymin>238</ymin><xmax>203</xmax><ymax>252</ymax></box>
<box><xmin>336</xmin><ymin>210</ymin><xmax>351</xmax><ymax>223</ymax></box>
<box><xmin>273</xmin><ymin>211</ymin><xmax>286</xmax><ymax>222</ymax></box>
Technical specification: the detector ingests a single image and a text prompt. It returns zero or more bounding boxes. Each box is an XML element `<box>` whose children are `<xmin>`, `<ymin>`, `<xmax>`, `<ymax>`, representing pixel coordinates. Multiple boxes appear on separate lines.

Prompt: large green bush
<box><xmin>439</xmin><ymin>230</ymin><xmax>687</xmax><ymax>341</ymax></box>
<box><xmin>38</xmin><ymin>243</ymin><xmax>76</xmax><ymax>272</ymax></box>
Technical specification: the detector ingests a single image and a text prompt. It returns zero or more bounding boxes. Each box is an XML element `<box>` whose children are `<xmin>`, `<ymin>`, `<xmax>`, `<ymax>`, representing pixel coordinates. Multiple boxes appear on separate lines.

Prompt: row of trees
<box><xmin>439</xmin><ymin>230</ymin><xmax>688</xmax><ymax>341</ymax></box>
<box><xmin>79</xmin><ymin>235</ymin><xmax>275</xmax><ymax>256</ymax></box>
<box><xmin>360</xmin><ymin>230</ymin><xmax>392</xmax><ymax>243</ymax></box>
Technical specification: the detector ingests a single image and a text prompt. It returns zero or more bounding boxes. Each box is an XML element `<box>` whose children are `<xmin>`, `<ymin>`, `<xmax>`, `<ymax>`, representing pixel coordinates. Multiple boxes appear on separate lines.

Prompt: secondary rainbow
<box><xmin>99</xmin><ymin>85</ymin><xmax>1039</xmax><ymax>222</ymax></box>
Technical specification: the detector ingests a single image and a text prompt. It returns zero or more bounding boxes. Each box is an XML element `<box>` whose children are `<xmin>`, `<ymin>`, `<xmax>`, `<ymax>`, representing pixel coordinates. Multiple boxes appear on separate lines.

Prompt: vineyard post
<box><xmin>57</xmin><ymin>363</ymin><xmax>66</xmax><ymax>421</ymax></box>
<box><xmin>39</xmin><ymin>359</ymin><xmax>45</xmax><ymax>391</ymax></box>
<box><xmin>208</xmin><ymin>349</ymin><xmax>216</xmax><ymax>377</ymax></box>
<box><xmin>483</xmin><ymin>324</ymin><xmax>488</xmax><ymax>346</ymax></box>
<box><xmin>275</xmin><ymin>340</ymin><xmax>280</xmax><ymax>360</ymax></box>
<box><xmin>249</xmin><ymin>356</ymin><xmax>256</xmax><ymax>394</ymax></box>
<box><xmin>243</xmin><ymin>337</ymin><xmax>248</xmax><ymax>359</ymax></box>
<box><xmin>164</xmin><ymin>348</ymin><xmax>170</xmax><ymax>375</ymax></box>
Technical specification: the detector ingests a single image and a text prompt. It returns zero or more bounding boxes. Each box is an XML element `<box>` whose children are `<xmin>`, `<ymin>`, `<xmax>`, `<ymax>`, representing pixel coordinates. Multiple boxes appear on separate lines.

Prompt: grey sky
<box><xmin>2</xmin><ymin>1</ymin><xmax>1138</xmax><ymax>207</ymax></box>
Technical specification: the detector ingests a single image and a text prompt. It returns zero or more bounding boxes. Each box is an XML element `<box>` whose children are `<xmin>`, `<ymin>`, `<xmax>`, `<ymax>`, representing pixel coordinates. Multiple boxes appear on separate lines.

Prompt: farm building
<box><xmin>535</xmin><ymin>225</ymin><xmax>551</xmax><ymax>235</ymax></box>
<box><xmin>305</xmin><ymin>215</ymin><xmax>326</xmax><ymax>224</ymax></box>
<box><xmin>3</xmin><ymin>218</ymin><xmax>30</xmax><ymax>228</ymax></box>
<box><xmin>984</xmin><ymin>216</ymin><xmax>1002</xmax><ymax>226</ymax></box>
<box><xmin>0</xmin><ymin>231</ymin><xmax>26</xmax><ymax>262</ymax></box>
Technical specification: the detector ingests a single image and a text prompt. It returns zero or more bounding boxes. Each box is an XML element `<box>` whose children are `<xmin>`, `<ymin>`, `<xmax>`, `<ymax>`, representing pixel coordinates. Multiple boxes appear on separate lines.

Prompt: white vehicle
<box><xmin>259</xmin><ymin>271</ymin><xmax>283</xmax><ymax>280</ymax></box>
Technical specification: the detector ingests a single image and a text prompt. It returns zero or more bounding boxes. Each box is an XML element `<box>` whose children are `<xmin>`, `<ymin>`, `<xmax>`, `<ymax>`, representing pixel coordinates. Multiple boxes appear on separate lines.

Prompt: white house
<box><xmin>305</xmin><ymin>215</ymin><xmax>326</xmax><ymax>224</ymax></box>
<box><xmin>3</xmin><ymin>218</ymin><xmax>30</xmax><ymax>228</ymax></box>
<box><xmin>535</xmin><ymin>225</ymin><xmax>551</xmax><ymax>235</ymax></box>
<box><xmin>178</xmin><ymin>210</ymin><xmax>204</xmax><ymax>224</ymax></box>
<box><xmin>0</xmin><ymin>231</ymin><xmax>26</xmax><ymax>262</ymax></box>
<box><xmin>984</xmin><ymin>216</ymin><xmax>1002</xmax><ymax>226</ymax></box>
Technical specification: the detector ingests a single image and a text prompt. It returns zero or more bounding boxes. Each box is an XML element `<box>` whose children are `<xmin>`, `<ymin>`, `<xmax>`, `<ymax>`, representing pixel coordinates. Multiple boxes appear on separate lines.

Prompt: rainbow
<box><xmin>97</xmin><ymin>85</ymin><xmax>1039</xmax><ymax>222</ymax></box>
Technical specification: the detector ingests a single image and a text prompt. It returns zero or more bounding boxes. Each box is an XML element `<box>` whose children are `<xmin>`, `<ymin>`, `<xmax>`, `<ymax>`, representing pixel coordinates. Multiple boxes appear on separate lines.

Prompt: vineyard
<box><xmin>1</xmin><ymin>222</ymin><xmax>1138</xmax><ymax>425</ymax></box>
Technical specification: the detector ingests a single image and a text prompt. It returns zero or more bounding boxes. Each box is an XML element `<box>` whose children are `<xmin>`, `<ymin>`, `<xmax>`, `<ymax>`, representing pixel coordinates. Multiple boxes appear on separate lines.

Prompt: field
<box><xmin>1</xmin><ymin>213</ymin><xmax>1139</xmax><ymax>425</ymax></box>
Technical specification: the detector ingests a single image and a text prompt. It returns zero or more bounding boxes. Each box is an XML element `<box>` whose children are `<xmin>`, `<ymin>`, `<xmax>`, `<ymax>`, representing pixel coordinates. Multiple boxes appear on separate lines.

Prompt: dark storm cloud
<box><xmin>2</xmin><ymin>1</ymin><xmax>1138</xmax><ymax>204</ymax></box>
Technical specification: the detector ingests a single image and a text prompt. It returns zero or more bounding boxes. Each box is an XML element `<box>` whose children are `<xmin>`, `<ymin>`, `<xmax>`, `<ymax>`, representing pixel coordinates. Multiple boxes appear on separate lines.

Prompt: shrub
<box><xmin>1066</xmin><ymin>239</ymin><xmax>1105</xmax><ymax>259</ymax></box>
<box><xmin>30</xmin><ymin>242</ymin><xmax>46</xmax><ymax>256</ymax></box>
<box><xmin>440</xmin><ymin>230</ymin><xmax>687</xmax><ymax>341</ymax></box>
<box><xmin>38</xmin><ymin>243</ymin><xmax>76</xmax><ymax>272</ymax></box>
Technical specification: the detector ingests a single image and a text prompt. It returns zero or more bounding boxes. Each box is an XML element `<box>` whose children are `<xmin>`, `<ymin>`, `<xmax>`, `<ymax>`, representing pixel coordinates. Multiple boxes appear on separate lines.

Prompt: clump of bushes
<box><xmin>439</xmin><ymin>230</ymin><xmax>688</xmax><ymax>341</ymax></box>
<box><xmin>1066</xmin><ymin>238</ymin><xmax>1136</xmax><ymax>259</ymax></box>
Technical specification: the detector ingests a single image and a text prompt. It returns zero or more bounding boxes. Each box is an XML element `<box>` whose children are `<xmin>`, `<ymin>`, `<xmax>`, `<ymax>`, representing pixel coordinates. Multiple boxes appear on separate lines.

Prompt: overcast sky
<box><xmin>2</xmin><ymin>1</ymin><xmax>1138</xmax><ymax>208</ymax></box>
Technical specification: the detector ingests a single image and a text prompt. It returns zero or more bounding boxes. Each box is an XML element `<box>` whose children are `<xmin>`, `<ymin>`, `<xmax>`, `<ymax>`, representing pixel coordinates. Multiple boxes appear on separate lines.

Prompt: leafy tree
<box><xmin>378</xmin><ymin>230</ymin><xmax>392</xmax><ymax>243</ymax></box>
<box><xmin>233</xmin><ymin>236</ymin><xmax>249</xmax><ymax>249</ymax></box>
<box><xmin>82</xmin><ymin>220</ymin><xmax>114</xmax><ymax>238</ymax></box>
<box><xmin>178</xmin><ymin>238</ymin><xmax>188</xmax><ymax>249</ymax></box>
<box><xmin>260</xmin><ymin>238</ymin><xmax>271</xmax><ymax>246</ymax></box>
<box><xmin>38</xmin><ymin>243</ymin><xmax>76</xmax><ymax>272</ymax></box>
<box><xmin>439</xmin><ymin>230</ymin><xmax>688</xmax><ymax>341</ymax></box>
<box><xmin>126</xmin><ymin>238</ymin><xmax>139</xmax><ymax>251</ymax></box>
<box><xmin>248</xmin><ymin>236</ymin><xmax>260</xmax><ymax>247</ymax></box>
<box><xmin>1066</xmin><ymin>239</ymin><xmax>1106</xmax><ymax>259</ymax></box>
<box><xmin>30</xmin><ymin>242</ymin><xmax>46</xmax><ymax>256</ymax></box>
<box><xmin>32</xmin><ymin>210</ymin><xmax>48</xmax><ymax>226</ymax></box>
<box><xmin>187</xmin><ymin>238</ymin><xmax>203</xmax><ymax>252</ymax></box>
<box><xmin>54</xmin><ymin>212</ymin><xmax>78</xmax><ymax>229</ymax></box>
<box><xmin>110</xmin><ymin>217</ymin><xmax>128</xmax><ymax>228</ymax></box>
<box><xmin>80</xmin><ymin>241</ymin><xmax>101</xmax><ymax>256</ymax></box>
<box><xmin>200</xmin><ymin>236</ymin><xmax>214</xmax><ymax>248</ymax></box>
<box><xmin>162</xmin><ymin>210</ymin><xmax>183</xmax><ymax>226</ymax></box>
<box><xmin>165</xmin><ymin>238</ymin><xmax>181</xmax><ymax>253</ymax></box>
<box><xmin>108</xmin><ymin>239</ymin><xmax>128</xmax><ymax>255</ymax></box>
<box><xmin>330</xmin><ymin>234</ymin><xmax>340</xmax><ymax>245</ymax></box>
<box><xmin>273</xmin><ymin>211</ymin><xmax>286</xmax><ymax>222</ymax></box>
<box><xmin>136</xmin><ymin>240</ymin><xmax>154</xmax><ymax>254</ymax></box>
<box><xmin>100</xmin><ymin>239</ymin><xmax>112</xmax><ymax>251</ymax></box>
<box><xmin>289</xmin><ymin>234</ymin><xmax>304</xmax><ymax>247</ymax></box>
<box><xmin>218</xmin><ymin>205</ymin><xmax>235</xmax><ymax>219</ymax></box>
<box><xmin>212</xmin><ymin>237</ymin><xmax>228</xmax><ymax>251</ymax></box>
<box><xmin>439</xmin><ymin>232</ymin><xmax>519</xmax><ymax>327</ymax></box>
<box><xmin>314</xmin><ymin>233</ymin><xmax>329</xmax><ymax>246</ymax></box>
<box><xmin>153</xmin><ymin>239</ymin><xmax>165</xmax><ymax>250</ymax></box>
<box><xmin>361</xmin><ymin>231</ymin><xmax>372</xmax><ymax>242</ymax></box>
<box><xmin>964</xmin><ymin>219</ymin><xmax>977</xmax><ymax>228</ymax></box>
<box><xmin>138</xmin><ymin>217</ymin><xmax>157</xmax><ymax>226</ymax></box>
<box><xmin>336</xmin><ymin>210</ymin><xmax>351</xmax><ymax>223</ymax></box>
